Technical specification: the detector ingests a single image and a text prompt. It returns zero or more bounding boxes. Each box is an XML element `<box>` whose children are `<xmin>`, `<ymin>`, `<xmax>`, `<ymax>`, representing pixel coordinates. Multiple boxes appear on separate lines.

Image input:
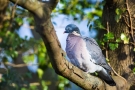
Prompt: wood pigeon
<box><xmin>64</xmin><ymin>24</ymin><xmax>116</xmax><ymax>86</ymax></box>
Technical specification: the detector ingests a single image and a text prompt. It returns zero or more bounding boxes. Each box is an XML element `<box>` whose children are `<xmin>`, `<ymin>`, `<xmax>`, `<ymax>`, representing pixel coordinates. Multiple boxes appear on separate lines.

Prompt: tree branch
<box><xmin>38</xmin><ymin>0</ymin><xmax>59</xmax><ymax>10</ymax></box>
<box><xmin>9</xmin><ymin>0</ymin><xmax>45</xmax><ymax>17</ymax></box>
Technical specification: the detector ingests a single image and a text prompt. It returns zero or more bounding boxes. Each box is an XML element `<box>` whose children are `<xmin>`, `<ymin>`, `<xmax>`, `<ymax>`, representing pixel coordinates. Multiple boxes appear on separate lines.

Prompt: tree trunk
<box><xmin>102</xmin><ymin>0</ymin><xmax>135</xmax><ymax>89</ymax></box>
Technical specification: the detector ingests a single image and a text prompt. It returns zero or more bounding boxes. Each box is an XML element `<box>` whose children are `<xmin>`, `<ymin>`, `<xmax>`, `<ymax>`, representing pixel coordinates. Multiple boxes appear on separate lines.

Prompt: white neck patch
<box><xmin>72</xmin><ymin>31</ymin><xmax>80</xmax><ymax>36</ymax></box>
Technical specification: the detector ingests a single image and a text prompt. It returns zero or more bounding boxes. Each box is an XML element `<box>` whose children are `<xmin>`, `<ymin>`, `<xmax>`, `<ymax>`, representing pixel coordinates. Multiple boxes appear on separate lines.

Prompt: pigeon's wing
<box><xmin>83</xmin><ymin>37</ymin><xmax>112</xmax><ymax>71</ymax></box>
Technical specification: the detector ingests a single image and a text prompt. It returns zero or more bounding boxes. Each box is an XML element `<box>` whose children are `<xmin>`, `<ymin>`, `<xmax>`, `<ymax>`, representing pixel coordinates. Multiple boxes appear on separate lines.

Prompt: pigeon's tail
<box><xmin>98</xmin><ymin>69</ymin><xmax>116</xmax><ymax>86</ymax></box>
<box><xmin>102</xmin><ymin>75</ymin><xmax>116</xmax><ymax>86</ymax></box>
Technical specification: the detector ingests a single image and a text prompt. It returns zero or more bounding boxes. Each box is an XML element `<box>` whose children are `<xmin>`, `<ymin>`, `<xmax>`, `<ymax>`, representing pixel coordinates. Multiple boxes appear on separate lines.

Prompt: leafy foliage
<box><xmin>0</xmin><ymin>69</ymin><xmax>29</xmax><ymax>90</ymax></box>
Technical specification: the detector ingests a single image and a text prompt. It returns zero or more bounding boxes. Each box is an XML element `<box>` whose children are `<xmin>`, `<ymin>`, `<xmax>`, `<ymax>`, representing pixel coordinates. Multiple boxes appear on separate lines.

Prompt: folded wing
<box><xmin>83</xmin><ymin>37</ymin><xmax>112</xmax><ymax>72</ymax></box>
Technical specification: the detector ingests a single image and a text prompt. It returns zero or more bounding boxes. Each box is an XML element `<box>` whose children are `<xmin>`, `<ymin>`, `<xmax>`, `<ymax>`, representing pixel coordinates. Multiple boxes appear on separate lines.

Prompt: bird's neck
<box><xmin>71</xmin><ymin>31</ymin><xmax>81</xmax><ymax>36</ymax></box>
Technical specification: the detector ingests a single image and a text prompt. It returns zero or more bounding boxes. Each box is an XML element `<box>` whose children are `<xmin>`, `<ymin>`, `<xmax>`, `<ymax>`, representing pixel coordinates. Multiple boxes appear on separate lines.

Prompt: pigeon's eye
<box><xmin>67</xmin><ymin>27</ymin><xmax>71</xmax><ymax>31</ymax></box>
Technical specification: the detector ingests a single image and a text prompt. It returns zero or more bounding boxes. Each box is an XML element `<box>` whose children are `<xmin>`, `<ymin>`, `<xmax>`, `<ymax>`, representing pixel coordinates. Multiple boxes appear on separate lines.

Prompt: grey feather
<box><xmin>83</xmin><ymin>37</ymin><xmax>112</xmax><ymax>72</ymax></box>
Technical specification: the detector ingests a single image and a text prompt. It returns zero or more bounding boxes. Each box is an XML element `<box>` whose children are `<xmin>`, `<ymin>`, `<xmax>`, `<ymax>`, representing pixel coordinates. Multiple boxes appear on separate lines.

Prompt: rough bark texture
<box><xmin>103</xmin><ymin>0</ymin><xmax>135</xmax><ymax>89</ymax></box>
<box><xmin>0</xmin><ymin>0</ymin><xmax>8</xmax><ymax>30</ymax></box>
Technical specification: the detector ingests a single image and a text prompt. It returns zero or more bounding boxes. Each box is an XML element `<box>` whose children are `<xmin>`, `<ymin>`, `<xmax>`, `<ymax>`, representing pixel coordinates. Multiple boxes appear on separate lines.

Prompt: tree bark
<box><xmin>102</xmin><ymin>0</ymin><xmax>135</xmax><ymax>89</ymax></box>
<box><xmin>0</xmin><ymin>0</ymin><xmax>8</xmax><ymax>29</ymax></box>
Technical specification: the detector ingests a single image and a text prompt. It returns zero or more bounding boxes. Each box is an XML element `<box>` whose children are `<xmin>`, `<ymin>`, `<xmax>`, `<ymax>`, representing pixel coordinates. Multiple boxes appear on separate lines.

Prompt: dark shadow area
<box><xmin>133</xmin><ymin>57</ymin><xmax>135</xmax><ymax>62</ymax></box>
<box><xmin>122</xmin><ymin>72</ymin><xmax>129</xmax><ymax>79</ymax></box>
<box><xmin>117</xmin><ymin>52</ymin><xmax>127</xmax><ymax>61</ymax></box>
<box><xmin>129</xmin><ymin>64</ymin><xmax>135</xmax><ymax>70</ymax></box>
<box><xmin>129</xmin><ymin>85</ymin><xmax>135</xmax><ymax>90</ymax></box>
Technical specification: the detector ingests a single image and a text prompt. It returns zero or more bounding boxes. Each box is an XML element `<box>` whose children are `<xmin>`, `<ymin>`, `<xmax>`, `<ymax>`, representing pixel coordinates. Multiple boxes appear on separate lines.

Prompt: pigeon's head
<box><xmin>64</xmin><ymin>24</ymin><xmax>81</xmax><ymax>35</ymax></box>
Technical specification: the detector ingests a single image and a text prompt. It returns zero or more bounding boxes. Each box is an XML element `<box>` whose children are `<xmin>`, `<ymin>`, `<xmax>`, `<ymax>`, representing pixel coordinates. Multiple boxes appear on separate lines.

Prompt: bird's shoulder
<box><xmin>82</xmin><ymin>37</ymin><xmax>99</xmax><ymax>46</ymax></box>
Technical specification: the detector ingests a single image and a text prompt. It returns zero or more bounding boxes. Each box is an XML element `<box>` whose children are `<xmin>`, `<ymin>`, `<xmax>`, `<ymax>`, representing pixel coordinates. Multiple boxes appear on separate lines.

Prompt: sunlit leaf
<box><xmin>133</xmin><ymin>68</ymin><xmax>135</xmax><ymax>74</ymax></box>
<box><xmin>120</xmin><ymin>33</ymin><xmax>129</xmax><ymax>44</ymax></box>
<box><xmin>106</xmin><ymin>58</ymin><xmax>109</xmax><ymax>62</ymax></box>
<box><xmin>115</xmin><ymin>8</ymin><xmax>123</xmax><ymax>15</ymax></box>
<box><xmin>121</xmin><ymin>33</ymin><xmax>126</xmax><ymax>40</ymax></box>
<box><xmin>37</xmin><ymin>68</ymin><xmax>44</xmax><ymax>79</ymax></box>
<box><xmin>133</xmin><ymin>48</ymin><xmax>135</xmax><ymax>52</ymax></box>
<box><xmin>23</xmin><ymin>54</ymin><xmax>35</xmax><ymax>64</ymax></box>
<box><xmin>59</xmin><ymin>83</ymin><xmax>64</xmax><ymax>88</ymax></box>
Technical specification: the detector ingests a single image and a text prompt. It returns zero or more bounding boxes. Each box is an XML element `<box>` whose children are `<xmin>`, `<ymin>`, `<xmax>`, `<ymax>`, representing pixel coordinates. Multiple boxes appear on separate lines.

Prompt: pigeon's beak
<box><xmin>63</xmin><ymin>31</ymin><xmax>66</xmax><ymax>34</ymax></box>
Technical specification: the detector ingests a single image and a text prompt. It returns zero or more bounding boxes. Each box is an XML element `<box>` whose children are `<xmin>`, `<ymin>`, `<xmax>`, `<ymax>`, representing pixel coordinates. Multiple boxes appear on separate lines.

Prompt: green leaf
<box><xmin>15</xmin><ymin>17</ymin><xmax>23</xmax><ymax>25</ymax></box>
<box><xmin>103</xmin><ymin>32</ymin><xmax>114</xmax><ymax>42</ymax></box>
<box><xmin>94</xmin><ymin>72</ymin><xmax>98</xmax><ymax>76</ymax></box>
<box><xmin>115</xmin><ymin>8</ymin><xmax>123</xmax><ymax>22</ymax></box>
<box><xmin>115</xmin><ymin>8</ymin><xmax>123</xmax><ymax>15</ymax></box>
<box><xmin>109</xmin><ymin>43</ymin><xmax>118</xmax><ymax>50</ymax></box>
<box><xmin>120</xmin><ymin>33</ymin><xmax>129</xmax><ymax>44</ymax></box>
<box><xmin>94</xmin><ymin>19</ymin><xmax>106</xmax><ymax>29</ymax></box>
<box><xmin>133</xmin><ymin>48</ymin><xmax>135</xmax><ymax>52</ymax></box>
<box><xmin>133</xmin><ymin>68</ymin><xmax>135</xmax><ymax>74</ymax></box>
<box><xmin>23</xmin><ymin>54</ymin><xmax>35</xmax><ymax>64</ymax></box>
<box><xmin>21</xmin><ymin>88</ymin><xmax>27</xmax><ymax>90</ymax></box>
<box><xmin>115</xmin><ymin>15</ymin><xmax>121</xmax><ymax>23</ymax></box>
<box><xmin>121</xmin><ymin>33</ymin><xmax>126</xmax><ymax>40</ymax></box>
<box><xmin>58</xmin><ymin>83</ymin><xmax>65</xmax><ymax>88</ymax></box>
<box><xmin>116</xmin><ymin>38</ymin><xmax>121</xmax><ymax>42</ymax></box>
<box><xmin>41</xmin><ymin>81</ymin><xmax>49</xmax><ymax>90</ymax></box>
<box><xmin>37</xmin><ymin>68</ymin><xmax>44</xmax><ymax>79</ymax></box>
<box><xmin>25</xmin><ymin>72</ymin><xmax>32</xmax><ymax>79</ymax></box>
<box><xmin>106</xmin><ymin>58</ymin><xmax>110</xmax><ymax>62</ymax></box>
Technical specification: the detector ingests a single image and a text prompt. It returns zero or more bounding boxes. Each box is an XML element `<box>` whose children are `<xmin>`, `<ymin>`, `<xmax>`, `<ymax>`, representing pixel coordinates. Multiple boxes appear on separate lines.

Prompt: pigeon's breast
<box><xmin>65</xmin><ymin>35</ymin><xmax>84</xmax><ymax>66</ymax></box>
<box><xmin>66</xmin><ymin>35</ymin><xmax>82</xmax><ymax>54</ymax></box>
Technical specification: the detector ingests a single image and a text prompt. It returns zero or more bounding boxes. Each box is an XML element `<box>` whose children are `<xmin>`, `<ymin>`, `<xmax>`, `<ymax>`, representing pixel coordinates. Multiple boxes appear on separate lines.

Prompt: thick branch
<box><xmin>39</xmin><ymin>0</ymin><xmax>59</xmax><ymax>10</ymax></box>
<box><xmin>9</xmin><ymin>0</ymin><xmax>46</xmax><ymax>18</ymax></box>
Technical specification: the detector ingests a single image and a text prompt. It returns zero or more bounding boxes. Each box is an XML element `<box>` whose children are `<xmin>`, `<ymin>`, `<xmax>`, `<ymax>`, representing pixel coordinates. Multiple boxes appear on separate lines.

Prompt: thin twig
<box><xmin>106</xmin><ymin>21</ymin><xmax>109</xmax><ymax>59</ymax></box>
<box><xmin>123</xmin><ymin>15</ymin><xmax>130</xmax><ymax>27</ymax></box>
<box><xmin>108</xmin><ymin>63</ymin><xmax>127</xmax><ymax>83</ymax></box>
<box><xmin>125</xmin><ymin>0</ymin><xmax>135</xmax><ymax>42</ymax></box>
<box><xmin>123</xmin><ymin>15</ymin><xmax>135</xmax><ymax>30</ymax></box>
<box><xmin>30</xmin><ymin>82</ymin><xmax>40</xmax><ymax>86</ymax></box>
<box><xmin>5</xmin><ymin>62</ymin><xmax>38</xmax><ymax>68</ymax></box>
<box><xmin>8</xmin><ymin>0</ymin><xmax>19</xmax><ymax>31</ymax></box>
